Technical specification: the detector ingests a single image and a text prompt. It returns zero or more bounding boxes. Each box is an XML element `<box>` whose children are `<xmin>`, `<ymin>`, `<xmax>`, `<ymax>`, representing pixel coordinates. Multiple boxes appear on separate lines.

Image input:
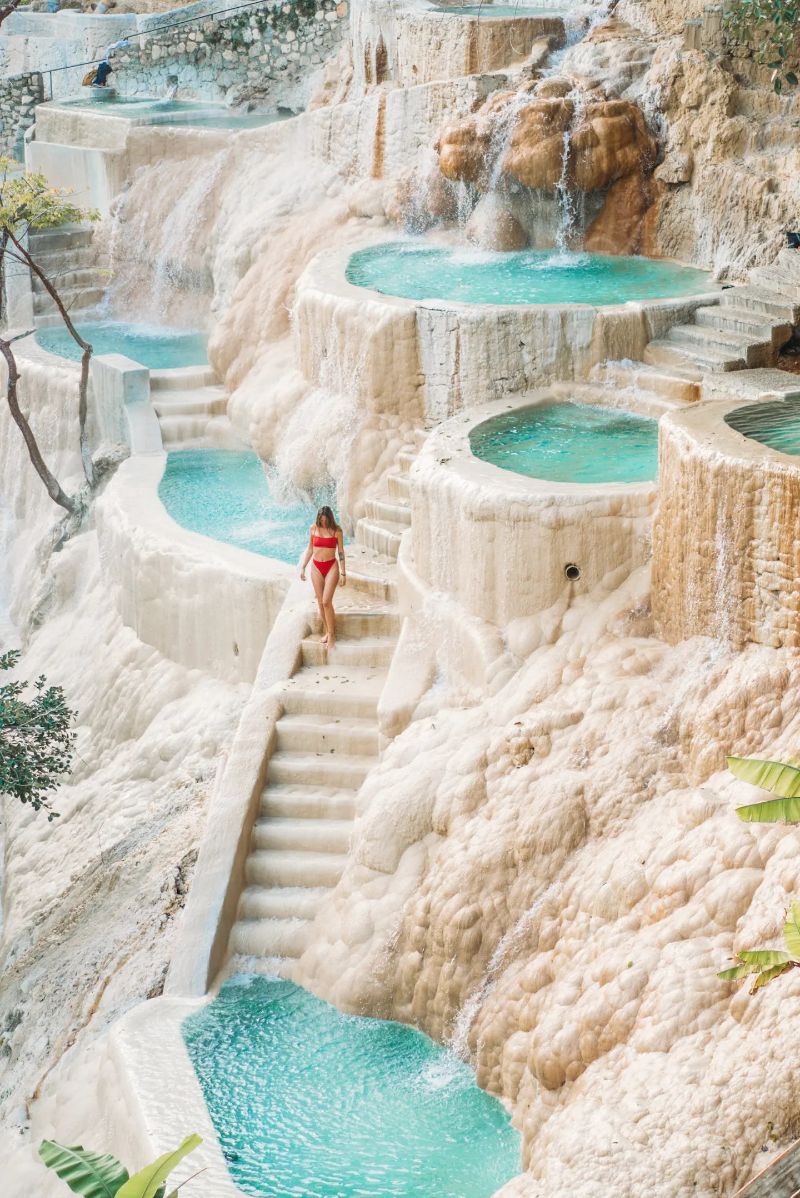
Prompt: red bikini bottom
<box><xmin>313</xmin><ymin>559</ymin><xmax>337</xmax><ymax>577</ymax></box>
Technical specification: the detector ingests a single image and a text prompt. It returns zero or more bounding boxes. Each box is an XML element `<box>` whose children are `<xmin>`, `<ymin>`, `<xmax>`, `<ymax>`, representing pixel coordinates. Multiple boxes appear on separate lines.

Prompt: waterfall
<box><xmin>554</xmin><ymin>85</ymin><xmax>587</xmax><ymax>251</ymax></box>
<box><xmin>449</xmin><ymin>881</ymin><xmax>561</xmax><ymax>1060</ymax></box>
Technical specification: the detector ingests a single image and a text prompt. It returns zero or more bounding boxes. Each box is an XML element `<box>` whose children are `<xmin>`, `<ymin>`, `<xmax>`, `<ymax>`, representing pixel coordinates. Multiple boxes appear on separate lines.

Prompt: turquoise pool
<box><xmin>470</xmin><ymin>401</ymin><xmax>659</xmax><ymax>483</ymax></box>
<box><xmin>35</xmin><ymin>321</ymin><xmax>207</xmax><ymax>370</ymax></box>
<box><xmin>346</xmin><ymin>244</ymin><xmax>711</xmax><ymax>306</ymax></box>
<box><xmin>725</xmin><ymin>397</ymin><xmax>800</xmax><ymax>456</ymax></box>
<box><xmin>159</xmin><ymin>450</ymin><xmax>319</xmax><ymax>566</ymax></box>
<box><xmin>184</xmin><ymin>976</ymin><xmax>521</xmax><ymax>1198</ymax></box>
<box><xmin>431</xmin><ymin>4</ymin><xmax>565</xmax><ymax>14</ymax></box>
<box><xmin>58</xmin><ymin>95</ymin><xmax>296</xmax><ymax>130</ymax></box>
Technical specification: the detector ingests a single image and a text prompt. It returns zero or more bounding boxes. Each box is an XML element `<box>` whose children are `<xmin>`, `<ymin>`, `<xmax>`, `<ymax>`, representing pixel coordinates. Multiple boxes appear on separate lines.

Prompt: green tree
<box><xmin>723</xmin><ymin>0</ymin><xmax>800</xmax><ymax>94</ymax></box>
<box><xmin>0</xmin><ymin>649</ymin><xmax>76</xmax><ymax>819</ymax></box>
<box><xmin>39</xmin><ymin>1134</ymin><xmax>203</xmax><ymax>1198</ymax></box>
<box><xmin>0</xmin><ymin>157</ymin><xmax>99</xmax><ymax>513</ymax></box>
<box><xmin>718</xmin><ymin>755</ymin><xmax>800</xmax><ymax>991</ymax></box>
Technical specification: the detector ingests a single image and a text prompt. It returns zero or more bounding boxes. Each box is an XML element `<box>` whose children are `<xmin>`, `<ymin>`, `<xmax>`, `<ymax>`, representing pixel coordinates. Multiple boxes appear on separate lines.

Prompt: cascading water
<box><xmin>554</xmin><ymin>83</ymin><xmax>587</xmax><ymax>250</ymax></box>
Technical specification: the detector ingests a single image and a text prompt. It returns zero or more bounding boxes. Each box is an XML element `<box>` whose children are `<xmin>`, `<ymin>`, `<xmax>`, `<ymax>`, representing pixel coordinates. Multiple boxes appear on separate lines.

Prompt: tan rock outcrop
<box><xmin>466</xmin><ymin>193</ymin><xmax>529</xmax><ymax>251</ymax></box>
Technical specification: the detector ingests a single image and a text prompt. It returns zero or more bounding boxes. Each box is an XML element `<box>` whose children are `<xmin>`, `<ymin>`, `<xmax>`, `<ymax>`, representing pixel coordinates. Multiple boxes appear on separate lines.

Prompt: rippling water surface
<box><xmin>183</xmin><ymin>976</ymin><xmax>521</xmax><ymax>1197</ymax></box>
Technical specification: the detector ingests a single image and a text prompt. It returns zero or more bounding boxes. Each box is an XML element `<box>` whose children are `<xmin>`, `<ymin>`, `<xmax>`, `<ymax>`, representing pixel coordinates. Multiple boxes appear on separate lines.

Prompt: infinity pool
<box><xmin>159</xmin><ymin>450</ymin><xmax>318</xmax><ymax>565</ymax></box>
<box><xmin>35</xmin><ymin>321</ymin><xmax>207</xmax><ymax>369</ymax></box>
<box><xmin>184</xmin><ymin>976</ymin><xmax>521</xmax><ymax>1197</ymax></box>
<box><xmin>346</xmin><ymin>244</ymin><xmax>711</xmax><ymax>306</ymax></box>
<box><xmin>57</xmin><ymin>95</ymin><xmax>296</xmax><ymax>130</ymax></box>
<box><xmin>471</xmin><ymin>401</ymin><xmax>659</xmax><ymax>483</ymax></box>
<box><xmin>725</xmin><ymin>397</ymin><xmax>800</xmax><ymax>456</ymax></box>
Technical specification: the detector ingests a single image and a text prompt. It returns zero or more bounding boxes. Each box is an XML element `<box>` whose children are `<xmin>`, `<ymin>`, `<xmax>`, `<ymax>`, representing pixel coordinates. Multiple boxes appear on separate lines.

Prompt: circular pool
<box><xmin>158</xmin><ymin>449</ymin><xmax>320</xmax><ymax>566</ymax></box>
<box><xmin>345</xmin><ymin>244</ymin><xmax>710</xmax><ymax>306</ymax></box>
<box><xmin>725</xmin><ymin>396</ymin><xmax>800</xmax><ymax>456</ymax></box>
<box><xmin>35</xmin><ymin>321</ymin><xmax>208</xmax><ymax>370</ymax></box>
<box><xmin>470</xmin><ymin>400</ymin><xmax>659</xmax><ymax>483</ymax></box>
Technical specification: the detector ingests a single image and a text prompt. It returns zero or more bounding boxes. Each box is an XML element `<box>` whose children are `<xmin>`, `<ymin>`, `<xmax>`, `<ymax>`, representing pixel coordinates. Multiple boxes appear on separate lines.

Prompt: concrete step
<box><xmin>397</xmin><ymin>450</ymin><xmax>417</xmax><ymax>475</ymax></box>
<box><xmin>245</xmin><ymin>848</ymin><xmax>348</xmax><ymax>889</ymax></box>
<box><xmin>594</xmin><ymin>360</ymin><xmax>701</xmax><ymax>402</ymax></box>
<box><xmin>356</xmin><ymin>516</ymin><xmax>405</xmax><ymax>560</ymax></box>
<box><xmin>35</xmin><ymin>306</ymin><xmax>105</xmax><ymax>331</ymax></box>
<box><xmin>344</xmin><ymin>546</ymin><xmax>397</xmax><ymax>602</ymax></box>
<box><xmin>644</xmin><ymin>338</ymin><xmax>745</xmax><ymax>373</ymax></box>
<box><xmin>266</xmin><ymin>750</ymin><xmax>374</xmax><ymax>790</ymax></box>
<box><xmin>158</xmin><ymin>414</ymin><xmax>213</xmax><ymax>444</ymax></box>
<box><xmin>300</xmin><ymin>635</ymin><xmax>395</xmax><ymax>669</ymax></box>
<box><xmin>364</xmin><ymin>496</ymin><xmax>411</xmax><ymax>526</ymax></box>
<box><xmin>238</xmin><ymin>884</ymin><xmax>329</xmax><ymax>921</ymax></box>
<box><xmin>665</xmin><ymin>323</ymin><xmax>772</xmax><ymax>367</ymax></box>
<box><xmin>748</xmin><ymin>263</ymin><xmax>800</xmax><ymax>301</ymax></box>
<box><xmin>280</xmin><ymin>664</ymin><xmax>387</xmax><ymax>719</ymax></box>
<box><xmin>29</xmin><ymin>225</ymin><xmax>93</xmax><ymax>252</ymax></box>
<box><xmin>152</xmin><ymin>387</ymin><xmax>227</xmax><ymax>417</ymax></box>
<box><xmin>723</xmin><ymin>286</ymin><xmax>800</xmax><ymax>323</ymax></box>
<box><xmin>694</xmin><ymin>304</ymin><xmax>791</xmax><ymax>346</ymax></box>
<box><xmin>274</xmin><ymin>713</ymin><xmax>379</xmax><ymax>756</ymax></box>
<box><xmin>260</xmin><ymin>784</ymin><xmax>357</xmax><ymax>820</ymax></box>
<box><xmin>308</xmin><ymin>609</ymin><xmax>400</xmax><ymax>639</ymax></box>
<box><xmin>386</xmin><ymin>472</ymin><xmax>411</xmax><ymax>500</ymax></box>
<box><xmin>230</xmin><ymin>915</ymin><xmax>310</xmax><ymax>958</ymax></box>
<box><xmin>33</xmin><ymin>285</ymin><xmax>105</xmax><ymax>314</ymax></box>
<box><xmin>31</xmin><ymin>267</ymin><xmax>103</xmax><ymax>293</ymax></box>
<box><xmin>150</xmin><ymin>366</ymin><xmax>216</xmax><ymax>391</ymax></box>
<box><xmin>251</xmin><ymin>817</ymin><xmax>353</xmax><ymax>854</ymax></box>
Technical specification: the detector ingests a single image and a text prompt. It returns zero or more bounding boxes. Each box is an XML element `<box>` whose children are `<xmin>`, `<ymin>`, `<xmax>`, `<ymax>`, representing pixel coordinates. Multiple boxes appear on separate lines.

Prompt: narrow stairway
<box><xmin>227</xmin><ymin>437</ymin><xmax>423</xmax><ymax>973</ymax></box>
<box><xmin>149</xmin><ymin>366</ymin><xmax>228</xmax><ymax>447</ymax></box>
<box><xmin>28</xmin><ymin>225</ymin><xmax>106</xmax><ymax>326</ymax></box>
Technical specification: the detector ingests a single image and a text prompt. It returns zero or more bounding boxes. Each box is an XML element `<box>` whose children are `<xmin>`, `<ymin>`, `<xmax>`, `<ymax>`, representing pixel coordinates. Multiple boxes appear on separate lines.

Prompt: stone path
<box><xmin>28</xmin><ymin>224</ymin><xmax>105</xmax><ymax>327</ymax></box>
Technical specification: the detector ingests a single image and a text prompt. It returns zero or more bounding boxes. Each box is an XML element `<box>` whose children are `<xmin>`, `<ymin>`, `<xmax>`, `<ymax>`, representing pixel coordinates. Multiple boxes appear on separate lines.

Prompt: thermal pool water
<box><xmin>725</xmin><ymin>396</ymin><xmax>800</xmax><ymax>456</ymax></box>
<box><xmin>35</xmin><ymin>321</ymin><xmax>208</xmax><ymax>370</ymax></box>
<box><xmin>430</xmin><ymin>4</ymin><xmax>566</xmax><ymax>14</ymax></box>
<box><xmin>183</xmin><ymin>976</ymin><xmax>521</xmax><ymax>1197</ymax></box>
<box><xmin>346</xmin><ymin>244</ymin><xmax>711</xmax><ymax>306</ymax></box>
<box><xmin>470</xmin><ymin>401</ymin><xmax>659</xmax><ymax>483</ymax></box>
<box><xmin>58</xmin><ymin>95</ymin><xmax>296</xmax><ymax>130</ymax></box>
<box><xmin>158</xmin><ymin>449</ymin><xmax>319</xmax><ymax>565</ymax></box>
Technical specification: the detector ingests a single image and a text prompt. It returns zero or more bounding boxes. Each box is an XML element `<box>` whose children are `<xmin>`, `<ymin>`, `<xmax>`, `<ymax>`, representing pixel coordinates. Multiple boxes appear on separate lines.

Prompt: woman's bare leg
<box><xmin>311</xmin><ymin>564</ymin><xmax>327</xmax><ymax>642</ymax></box>
<box><xmin>322</xmin><ymin>562</ymin><xmax>340</xmax><ymax>649</ymax></box>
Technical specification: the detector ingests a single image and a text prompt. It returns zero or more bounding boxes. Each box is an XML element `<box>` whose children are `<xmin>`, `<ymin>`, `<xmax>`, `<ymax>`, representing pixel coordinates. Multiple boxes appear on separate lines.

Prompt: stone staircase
<box><xmin>149</xmin><ymin>366</ymin><xmax>228</xmax><ymax>447</ymax></box>
<box><xmin>598</xmin><ymin>252</ymin><xmax>799</xmax><ymax>401</ymax></box>
<box><xmin>28</xmin><ymin>225</ymin><xmax>106</xmax><ymax>327</ymax></box>
<box><xmin>226</xmin><ymin>436</ymin><xmax>423</xmax><ymax>973</ymax></box>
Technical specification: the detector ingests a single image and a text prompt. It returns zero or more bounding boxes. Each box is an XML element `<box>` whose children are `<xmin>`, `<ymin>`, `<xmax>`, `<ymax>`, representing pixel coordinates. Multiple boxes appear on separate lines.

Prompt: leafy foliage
<box><xmin>0</xmin><ymin>155</ymin><xmax>97</xmax><ymax>234</ymax></box>
<box><xmin>719</xmin><ymin>904</ymin><xmax>800</xmax><ymax>992</ymax></box>
<box><xmin>727</xmin><ymin>755</ymin><xmax>800</xmax><ymax>821</ymax></box>
<box><xmin>723</xmin><ymin>0</ymin><xmax>800</xmax><ymax>93</ymax></box>
<box><xmin>39</xmin><ymin>1135</ymin><xmax>203</xmax><ymax>1198</ymax></box>
<box><xmin>0</xmin><ymin>649</ymin><xmax>76</xmax><ymax>819</ymax></box>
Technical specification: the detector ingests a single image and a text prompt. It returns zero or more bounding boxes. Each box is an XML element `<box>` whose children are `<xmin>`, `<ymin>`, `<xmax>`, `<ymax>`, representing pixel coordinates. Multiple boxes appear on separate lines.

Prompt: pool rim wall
<box><xmin>409</xmin><ymin>383</ymin><xmax>678</xmax><ymax>625</ymax></box>
<box><xmin>295</xmin><ymin>244</ymin><xmax>722</xmax><ymax>421</ymax></box>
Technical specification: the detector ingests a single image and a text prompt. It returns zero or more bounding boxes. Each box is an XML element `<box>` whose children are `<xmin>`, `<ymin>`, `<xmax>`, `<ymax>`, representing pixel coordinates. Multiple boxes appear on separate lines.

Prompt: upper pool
<box><xmin>159</xmin><ymin>450</ymin><xmax>318</xmax><ymax>566</ymax></box>
<box><xmin>431</xmin><ymin>4</ymin><xmax>566</xmax><ymax>14</ymax></box>
<box><xmin>471</xmin><ymin>401</ymin><xmax>659</xmax><ymax>483</ymax></box>
<box><xmin>346</xmin><ymin>244</ymin><xmax>711</xmax><ymax>306</ymax></box>
<box><xmin>183</xmin><ymin>975</ymin><xmax>521</xmax><ymax>1197</ymax></box>
<box><xmin>57</xmin><ymin>94</ymin><xmax>296</xmax><ymax>130</ymax></box>
<box><xmin>725</xmin><ymin>397</ymin><xmax>800</xmax><ymax>457</ymax></box>
<box><xmin>35</xmin><ymin>320</ymin><xmax>207</xmax><ymax>370</ymax></box>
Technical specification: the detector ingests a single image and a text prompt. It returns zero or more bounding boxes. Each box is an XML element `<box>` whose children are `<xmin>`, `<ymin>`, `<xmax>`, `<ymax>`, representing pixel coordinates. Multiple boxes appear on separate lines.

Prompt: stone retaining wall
<box><xmin>110</xmin><ymin>0</ymin><xmax>348</xmax><ymax>107</ymax></box>
<box><xmin>0</xmin><ymin>72</ymin><xmax>44</xmax><ymax>159</ymax></box>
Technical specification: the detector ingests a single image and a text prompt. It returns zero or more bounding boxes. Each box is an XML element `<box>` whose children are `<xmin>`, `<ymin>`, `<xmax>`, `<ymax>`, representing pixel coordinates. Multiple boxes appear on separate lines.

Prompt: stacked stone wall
<box><xmin>110</xmin><ymin>0</ymin><xmax>348</xmax><ymax>106</ymax></box>
<box><xmin>0</xmin><ymin>72</ymin><xmax>44</xmax><ymax>159</ymax></box>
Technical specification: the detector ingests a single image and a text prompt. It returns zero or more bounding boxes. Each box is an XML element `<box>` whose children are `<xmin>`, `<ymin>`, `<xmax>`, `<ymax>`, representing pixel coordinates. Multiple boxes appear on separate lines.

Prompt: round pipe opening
<box><xmin>564</xmin><ymin>563</ymin><xmax>582</xmax><ymax>582</ymax></box>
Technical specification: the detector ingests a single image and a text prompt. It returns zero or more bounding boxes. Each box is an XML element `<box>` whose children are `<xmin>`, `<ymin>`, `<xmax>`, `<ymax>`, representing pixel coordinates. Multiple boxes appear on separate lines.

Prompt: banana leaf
<box><xmin>750</xmin><ymin>962</ymin><xmax>794</xmax><ymax>992</ymax></box>
<box><xmin>728</xmin><ymin>756</ymin><xmax>800</xmax><ymax>800</ymax></box>
<box><xmin>115</xmin><ymin>1136</ymin><xmax>201</xmax><ymax>1198</ymax></box>
<box><xmin>784</xmin><ymin>902</ymin><xmax>800</xmax><ymax>959</ymax></box>
<box><xmin>38</xmin><ymin>1141</ymin><xmax>129</xmax><ymax>1198</ymax></box>
<box><xmin>736</xmin><ymin>796</ymin><xmax>800</xmax><ymax>823</ymax></box>
<box><xmin>719</xmin><ymin>949</ymin><xmax>790</xmax><ymax>981</ymax></box>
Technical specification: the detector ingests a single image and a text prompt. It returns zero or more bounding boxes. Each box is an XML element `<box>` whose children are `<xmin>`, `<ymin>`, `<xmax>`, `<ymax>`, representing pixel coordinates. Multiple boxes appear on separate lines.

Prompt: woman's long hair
<box><xmin>315</xmin><ymin>505</ymin><xmax>339</xmax><ymax>532</ymax></box>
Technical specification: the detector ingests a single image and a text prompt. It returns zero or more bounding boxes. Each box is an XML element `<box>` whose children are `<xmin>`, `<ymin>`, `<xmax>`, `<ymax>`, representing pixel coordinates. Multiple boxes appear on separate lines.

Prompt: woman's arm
<box><xmin>300</xmin><ymin>528</ymin><xmax>315</xmax><ymax>579</ymax></box>
<box><xmin>337</xmin><ymin>528</ymin><xmax>346</xmax><ymax>586</ymax></box>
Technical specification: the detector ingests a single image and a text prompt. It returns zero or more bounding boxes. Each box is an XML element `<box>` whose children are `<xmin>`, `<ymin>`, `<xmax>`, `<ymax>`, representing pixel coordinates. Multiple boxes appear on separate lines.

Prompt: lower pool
<box><xmin>470</xmin><ymin>401</ymin><xmax>659</xmax><ymax>483</ymax></box>
<box><xmin>158</xmin><ymin>450</ymin><xmax>318</xmax><ymax>565</ymax></box>
<box><xmin>35</xmin><ymin>320</ymin><xmax>207</xmax><ymax>370</ymax></box>
<box><xmin>183</xmin><ymin>976</ymin><xmax>521</xmax><ymax>1198</ymax></box>
<box><xmin>725</xmin><ymin>397</ymin><xmax>800</xmax><ymax>456</ymax></box>
<box><xmin>346</xmin><ymin>243</ymin><xmax>711</xmax><ymax>306</ymax></box>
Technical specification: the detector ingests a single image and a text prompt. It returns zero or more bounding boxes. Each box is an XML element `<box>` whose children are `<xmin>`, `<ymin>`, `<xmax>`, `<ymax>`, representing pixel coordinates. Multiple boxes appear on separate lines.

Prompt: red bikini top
<box><xmin>313</xmin><ymin>533</ymin><xmax>337</xmax><ymax>548</ymax></box>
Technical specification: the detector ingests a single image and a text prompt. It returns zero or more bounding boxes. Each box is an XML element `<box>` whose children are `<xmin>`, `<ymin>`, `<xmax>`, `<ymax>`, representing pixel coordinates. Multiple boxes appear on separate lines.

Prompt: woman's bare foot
<box><xmin>318</xmin><ymin>635</ymin><xmax>328</xmax><ymax>645</ymax></box>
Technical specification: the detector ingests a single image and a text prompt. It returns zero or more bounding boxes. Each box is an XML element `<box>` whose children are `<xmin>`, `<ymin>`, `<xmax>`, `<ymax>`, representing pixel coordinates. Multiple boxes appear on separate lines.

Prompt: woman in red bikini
<box><xmin>300</xmin><ymin>505</ymin><xmax>346</xmax><ymax>649</ymax></box>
